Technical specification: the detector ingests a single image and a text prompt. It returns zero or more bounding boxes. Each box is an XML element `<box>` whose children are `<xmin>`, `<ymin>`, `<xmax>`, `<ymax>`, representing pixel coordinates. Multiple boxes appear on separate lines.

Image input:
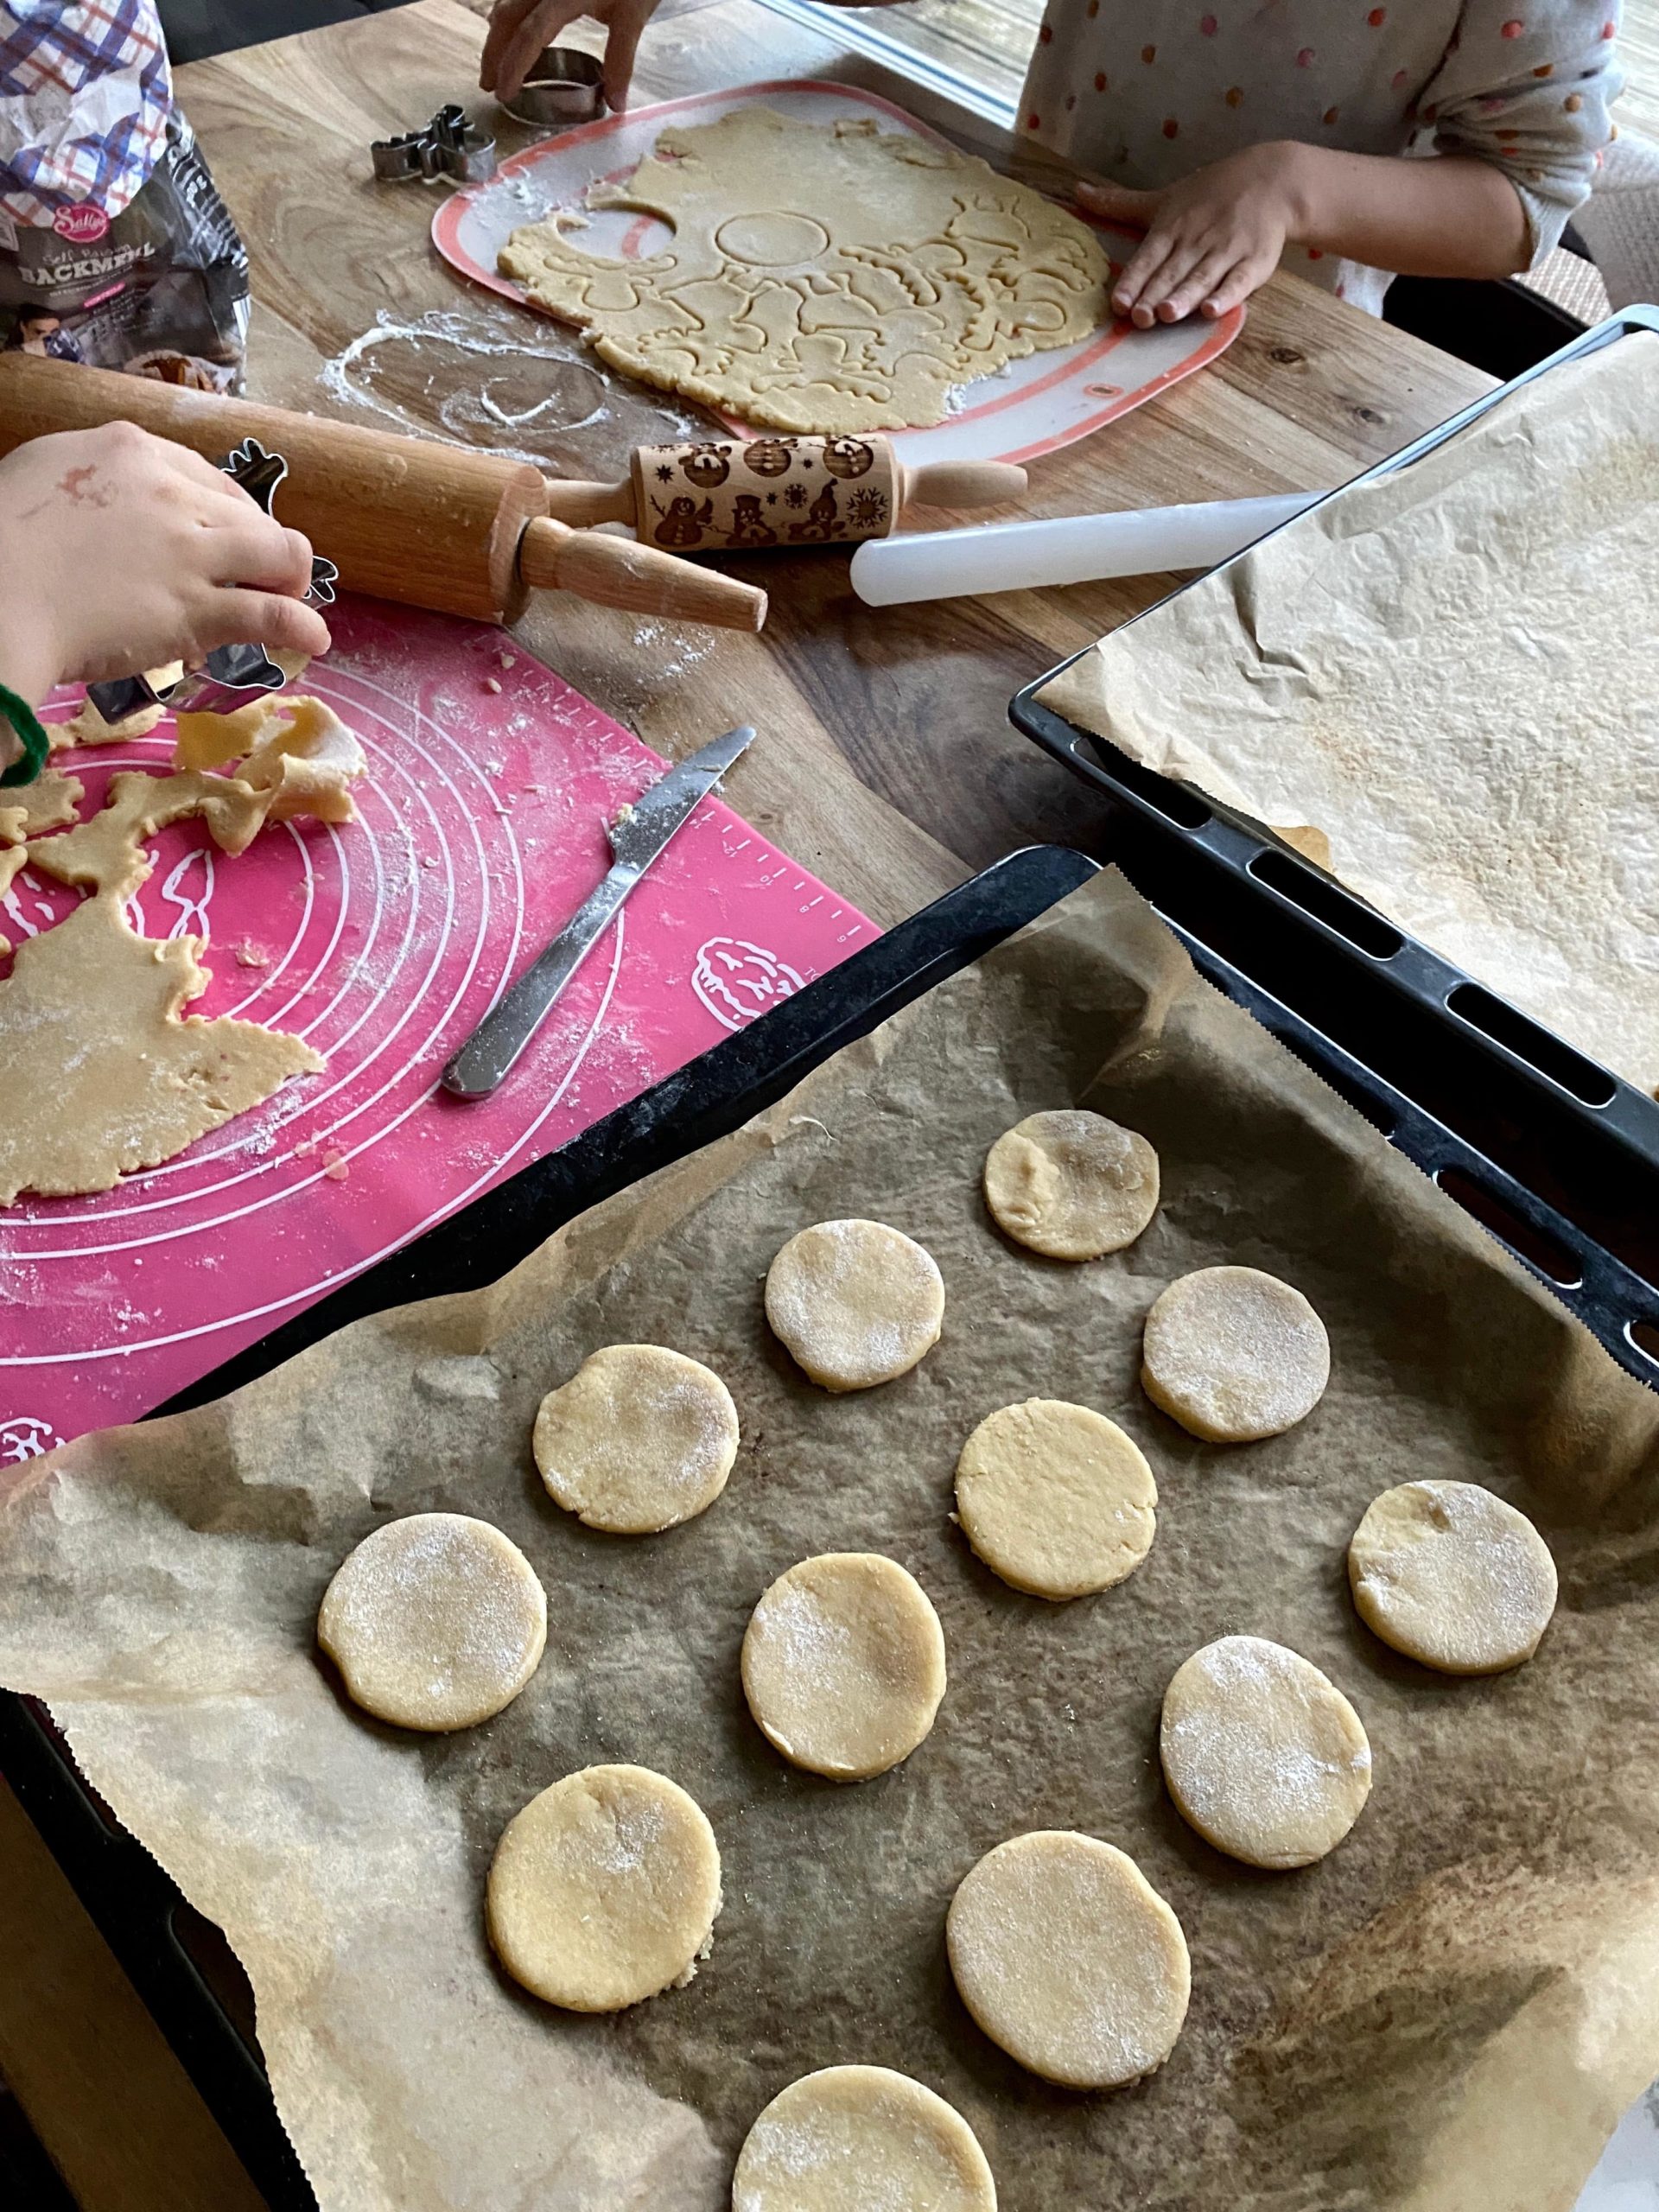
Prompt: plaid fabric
<box><xmin>0</xmin><ymin>2</ymin><xmax>172</xmax><ymax>227</ymax></box>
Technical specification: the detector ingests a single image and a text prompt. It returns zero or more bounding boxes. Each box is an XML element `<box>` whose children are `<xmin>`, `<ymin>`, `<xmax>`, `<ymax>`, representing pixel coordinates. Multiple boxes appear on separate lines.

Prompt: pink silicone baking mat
<box><xmin>0</xmin><ymin>599</ymin><xmax>874</xmax><ymax>1460</ymax></box>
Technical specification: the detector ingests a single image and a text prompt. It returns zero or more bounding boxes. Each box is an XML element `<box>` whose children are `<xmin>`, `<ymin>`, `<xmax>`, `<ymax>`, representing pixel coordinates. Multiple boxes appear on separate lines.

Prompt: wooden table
<box><xmin>0</xmin><ymin>5</ymin><xmax>1492</xmax><ymax>2202</ymax></box>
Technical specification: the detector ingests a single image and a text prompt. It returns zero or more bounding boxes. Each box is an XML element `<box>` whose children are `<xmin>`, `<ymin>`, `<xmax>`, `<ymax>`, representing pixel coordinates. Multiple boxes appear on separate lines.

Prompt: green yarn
<box><xmin>0</xmin><ymin>683</ymin><xmax>48</xmax><ymax>788</ymax></box>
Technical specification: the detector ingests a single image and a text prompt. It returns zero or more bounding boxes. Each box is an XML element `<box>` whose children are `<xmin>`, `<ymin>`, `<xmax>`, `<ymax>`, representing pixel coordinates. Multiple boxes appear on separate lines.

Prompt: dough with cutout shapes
<box><xmin>946</xmin><ymin>1831</ymin><xmax>1190</xmax><ymax>2088</ymax></box>
<box><xmin>733</xmin><ymin>2065</ymin><xmax>996</xmax><ymax>2212</ymax></box>
<box><xmin>1160</xmin><ymin>1635</ymin><xmax>1371</xmax><ymax>1869</ymax></box>
<box><xmin>766</xmin><ymin>1217</ymin><xmax>944</xmax><ymax>1391</ymax></box>
<box><xmin>955</xmin><ymin>1398</ymin><xmax>1156</xmax><ymax>1599</ymax></box>
<box><xmin>1348</xmin><ymin>1478</ymin><xmax>1557</xmax><ymax>1674</ymax></box>
<box><xmin>1141</xmin><ymin>1265</ymin><xmax>1330</xmax><ymax>1441</ymax></box>
<box><xmin>318</xmin><ymin>1511</ymin><xmax>546</xmax><ymax>1732</ymax></box>
<box><xmin>742</xmin><ymin>1551</ymin><xmax>946</xmax><ymax>1780</ymax></box>
<box><xmin>486</xmin><ymin>1763</ymin><xmax>721</xmax><ymax>2012</ymax></box>
<box><xmin>984</xmin><ymin>1109</ymin><xmax>1160</xmax><ymax>1260</ymax></box>
<box><xmin>532</xmin><ymin>1344</ymin><xmax>739</xmax><ymax>1534</ymax></box>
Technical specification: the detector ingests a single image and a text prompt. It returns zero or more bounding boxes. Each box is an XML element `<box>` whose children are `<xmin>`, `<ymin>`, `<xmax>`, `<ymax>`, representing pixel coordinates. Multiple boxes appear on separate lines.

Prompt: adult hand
<box><xmin>480</xmin><ymin>0</ymin><xmax>661</xmax><ymax>111</ymax></box>
<box><xmin>0</xmin><ymin>422</ymin><xmax>331</xmax><ymax>709</ymax></box>
<box><xmin>1079</xmin><ymin>142</ymin><xmax>1309</xmax><ymax>327</ymax></box>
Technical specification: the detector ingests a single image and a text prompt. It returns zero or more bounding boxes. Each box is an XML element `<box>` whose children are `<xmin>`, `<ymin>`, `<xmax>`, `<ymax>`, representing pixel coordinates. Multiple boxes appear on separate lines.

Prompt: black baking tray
<box><xmin>1012</xmin><ymin>307</ymin><xmax>1659</xmax><ymax>1389</ymax></box>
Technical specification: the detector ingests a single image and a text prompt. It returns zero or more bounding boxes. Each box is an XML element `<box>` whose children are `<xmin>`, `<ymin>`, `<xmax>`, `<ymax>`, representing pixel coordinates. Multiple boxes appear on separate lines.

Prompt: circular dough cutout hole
<box><xmin>733</xmin><ymin>2064</ymin><xmax>996</xmax><ymax>2212</ymax></box>
<box><xmin>742</xmin><ymin>1552</ymin><xmax>946</xmax><ymax>1780</ymax></box>
<box><xmin>715</xmin><ymin>211</ymin><xmax>832</xmax><ymax>265</ymax></box>
<box><xmin>765</xmin><ymin>1218</ymin><xmax>944</xmax><ymax>1392</ymax></box>
<box><xmin>486</xmin><ymin>1764</ymin><xmax>721</xmax><ymax>2011</ymax></box>
<box><xmin>317</xmin><ymin>1512</ymin><xmax>546</xmax><ymax>1732</ymax></box>
<box><xmin>1160</xmin><ymin>1635</ymin><xmax>1371</xmax><ymax>1868</ymax></box>
<box><xmin>984</xmin><ymin>1109</ymin><xmax>1160</xmax><ymax>1260</ymax></box>
<box><xmin>532</xmin><ymin>1344</ymin><xmax>739</xmax><ymax>1534</ymax></box>
<box><xmin>1349</xmin><ymin>1478</ymin><xmax>1557</xmax><ymax>1674</ymax></box>
<box><xmin>956</xmin><ymin>1398</ymin><xmax>1156</xmax><ymax>1599</ymax></box>
<box><xmin>947</xmin><ymin>1830</ymin><xmax>1190</xmax><ymax>2088</ymax></box>
<box><xmin>1141</xmin><ymin>1265</ymin><xmax>1330</xmax><ymax>1441</ymax></box>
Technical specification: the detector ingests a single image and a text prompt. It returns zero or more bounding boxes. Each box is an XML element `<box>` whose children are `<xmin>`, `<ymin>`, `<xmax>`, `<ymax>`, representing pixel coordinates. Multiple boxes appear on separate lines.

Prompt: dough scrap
<box><xmin>0</xmin><ymin>768</ymin><xmax>83</xmax><ymax>844</ymax></box>
<box><xmin>50</xmin><ymin>676</ymin><xmax>178</xmax><ymax>749</ymax></box>
<box><xmin>1141</xmin><ymin>1265</ymin><xmax>1330</xmax><ymax>1441</ymax></box>
<box><xmin>733</xmin><ymin>2065</ymin><xmax>996</xmax><ymax>2212</ymax></box>
<box><xmin>766</xmin><ymin>1217</ymin><xmax>944</xmax><ymax>1390</ymax></box>
<box><xmin>532</xmin><ymin>1344</ymin><xmax>739</xmax><ymax>1534</ymax></box>
<box><xmin>1348</xmin><ymin>1478</ymin><xmax>1558</xmax><ymax>1675</ymax></box>
<box><xmin>500</xmin><ymin>106</ymin><xmax>1109</xmax><ymax>435</ymax></box>
<box><xmin>946</xmin><ymin>1831</ymin><xmax>1190</xmax><ymax>2088</ymax></box>
<box><xmin>742</xmin><ymin>1551</ymin><xmax>946</xmax><ymax>1780</ymax></box>
<box><xmin>955</xmin><ymin>1398</ymin><xmax>1156</xmax><ymax>1600</ymax></box>
<box><xmin>317</xmin><ymin>1512</ymin><xmax>547</xmax><ymax>1732</ymax></box>
<box><xmin>983</xmin><ymin>1109</ymin><xmax>1160</xmax><ymax>1260</ymax></box>
<box><xmin>1160</xmin><ymin>1635</ymin><xmax>1372</xmax><ymax>1869</ymax></box>
<box><xmin>486</xmin><ymin>1763</ymin><xmax>721</xmax><ymax>2012</ymax></box>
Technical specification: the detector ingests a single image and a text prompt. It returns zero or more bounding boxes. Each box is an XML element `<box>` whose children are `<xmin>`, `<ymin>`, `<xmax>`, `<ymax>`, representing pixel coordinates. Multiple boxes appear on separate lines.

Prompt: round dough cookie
<box><xmin>532</xmin><ymin>1344</ymin><xmax>739</xmax><ymax>1534</ymax></box>
<box><xmin>1348</xmin><ymin>1478</ymin><xmax>1557</xmax><ymax>1675</ymax></box>
<box><xmin>742</xmin><ymin>1552</ymin><xmax>946</xmax><ymax>1780</ymax></box>
<box><xmin>1141</xmin><ymin>1265</ymin><xmax>1330</xmax><ymax>1442</ymax></box>
<box><xmin>317</xmin><ymin>1512</ymin><xmax>546</xmax><ymax>1732</ymax></box>
<box><xmin>486</xmin><ymin>1764</ymin><xmax>721</xmax><ymax>2011</ymax></box>
<box><xmin>955</xmin><ymin>1399</ymin><xmax>1157</xmax><ymax>1600</ymax></box>
<box><xmin>1160</xmin><ymin>1636</ymin><xmax>1372</xmax><ymax>1869</ymax></box>
<box><xmin>946</xmin><ymin>1831</ymin><xmax>1190</xmax><ymax>2088</ymax></box>
<box><xmin>733</xmin><ymin>2065</ymin><xmax>997</xmax><ymax>2212</ymax></box>
<box><xmin>765</xmin><ymin>1218</ymin><xmax>944</xmax><ymax>1391</ymax></box>
<box><xmin>983</xmin><ymin>1109</ymin><xmax>1160</xmax><ymax>1261</ymax></box>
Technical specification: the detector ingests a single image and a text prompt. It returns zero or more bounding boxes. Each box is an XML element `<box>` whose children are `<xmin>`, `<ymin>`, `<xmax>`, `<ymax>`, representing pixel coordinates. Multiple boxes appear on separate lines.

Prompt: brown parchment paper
<box><xmin>5</xmin><ymin>868</ymin><xmax>1659</xmax><ymax>2212</ymax></box>
<box><xmin>1038</xmin><ymin>329</ymin><xmax>1659</xmax><ymax>1090</ymax></box>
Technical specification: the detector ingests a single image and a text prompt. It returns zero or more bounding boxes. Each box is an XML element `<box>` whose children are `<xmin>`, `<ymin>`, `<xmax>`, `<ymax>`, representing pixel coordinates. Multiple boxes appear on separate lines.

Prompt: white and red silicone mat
<box><xmin>0</xmin><ymin>599</ymin><xmax>874</xmax><ymax>1459</ymax></box>
<box><xmin>432</xmin><ymin>79</ymin><xmax>1243</xmax><ymax>469</ymax></box>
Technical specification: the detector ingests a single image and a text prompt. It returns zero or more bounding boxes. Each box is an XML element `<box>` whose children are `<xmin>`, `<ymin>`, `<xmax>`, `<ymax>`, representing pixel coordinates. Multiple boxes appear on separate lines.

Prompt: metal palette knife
<box><xmin>442</xmin><ymin>725</ymin><xmax>755</xmax><ymax>1099</ymax></box>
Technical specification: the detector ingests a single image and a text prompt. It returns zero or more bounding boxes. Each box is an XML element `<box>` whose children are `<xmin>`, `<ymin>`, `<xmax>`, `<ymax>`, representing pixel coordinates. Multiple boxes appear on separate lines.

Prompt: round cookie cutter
<box><xmin>499</xmin><ymin>47</ymin><xmax>607</xmax><ymax>129</ymax></box>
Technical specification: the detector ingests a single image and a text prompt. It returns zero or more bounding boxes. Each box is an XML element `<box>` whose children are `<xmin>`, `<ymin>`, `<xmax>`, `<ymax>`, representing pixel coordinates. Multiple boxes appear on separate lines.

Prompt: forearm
<box><xmin>1282</xmin><ymin>143</ymin><xmax>1531</xmax><ymax>281</ymax></box>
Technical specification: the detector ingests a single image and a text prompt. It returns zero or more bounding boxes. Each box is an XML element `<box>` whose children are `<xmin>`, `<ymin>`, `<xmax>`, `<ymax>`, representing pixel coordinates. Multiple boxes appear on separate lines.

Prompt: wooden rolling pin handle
<box><xmin>898</xmin><ymin>459</ymin><xmax>1029</xmax><ymax>512</ymax></box>
<box><xmin>541</xmin><ymin>478</ymin><xmax>638</xmax><ymax>528</ymax></box>
<box><xmin>518</xmin><ymin>517</ymin><xmax>768</xmax><ymax>632</ymax></box>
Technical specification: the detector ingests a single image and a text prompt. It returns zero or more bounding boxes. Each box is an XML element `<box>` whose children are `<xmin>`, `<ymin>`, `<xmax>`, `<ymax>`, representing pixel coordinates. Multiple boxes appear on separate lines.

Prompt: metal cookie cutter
<box><xmin>499</xmin><ymin>47</ymin><xmax>605</xmax><ymax>129</ymax></box>
<box><xmin>86</xmin><ymin>439</ymin><xmax>339</xmax><ymax>726</ymax></box>
<box><xmin>371</xmin><ymin>101</ymin><xmax>497</xmax><ymax>184</ymax></box>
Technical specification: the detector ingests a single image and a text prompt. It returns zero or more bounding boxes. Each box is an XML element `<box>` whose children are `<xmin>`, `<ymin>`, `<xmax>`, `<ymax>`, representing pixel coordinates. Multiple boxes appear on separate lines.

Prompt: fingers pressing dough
<box><xmin>1141</xmin><ymin>1265</ymin><xmax>1330</xmax><ymax>1441</ymax></box>
<box><xmin>532</xmin><ymin>1344</ymin><xmax>739</xmax><ymax>1534</ymax></box>
<box><xmin>983</xmin><ymin>1109</ymin><xmax>1160</xmax><ymax>1260</ymax></box>
<box><xmin>733</xmin><ymin>2065</ymin><xmax>997</xmax><ymax>2212</ymax></box>
<box><xmin>742</xmin><ymin>1552</ymin><xmax>946</xmax><ymax>1780</ymax></box>
<box><xmin>946</xmin><ymin>1831</ymin><xmax>1190</xmax><ymax>2088</ymax></box>
<box><xmin>317</xmin><ymin>1512</ymin><xmax>546</xmax><ymax>1732</ymax></box>
<box><xmin>955</xmin><ymin>1399</ymin><xmax>1156</xmax><ymax>1600</ymax></box>
<box><xmin>1349</xmin><ymin>1479</ymin><xmax>1557</xmax><ymax>1674</ymax></box>
<box><xmin>766</xmin><ymin>1218</ymin><xmax>944</xmax><ymax>1391</ymax></box>
<box><xmin>486</xmin><ymin>1764</ymin><xmax>721</xmax><ymax>2011</ymax></box>
<box><xmin>1160</xmin><ymin>1635</ymin><xmax>1371</xmax><ymax>1869</ymax></box>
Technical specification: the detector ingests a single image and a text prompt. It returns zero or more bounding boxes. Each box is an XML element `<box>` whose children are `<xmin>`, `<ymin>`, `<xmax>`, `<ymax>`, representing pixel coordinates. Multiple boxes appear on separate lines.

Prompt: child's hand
<box><xmin>480</xmin><ymin>0</ymin><xmax>659</xmax><ymax>109</ymax></box>
<box><xmin>0</xmin><ymin>423</ymin><xmax>332</xmax><ymax>709</ymax></box>
<box><xmin>1080</xmin><ymin>143</ymin><xmax>1307</xmax><ymax>327</ymax></box>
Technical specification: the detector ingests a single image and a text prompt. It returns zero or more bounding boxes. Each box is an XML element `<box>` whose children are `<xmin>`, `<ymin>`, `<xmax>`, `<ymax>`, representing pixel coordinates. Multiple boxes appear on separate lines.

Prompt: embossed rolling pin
<box><xmin>0</xmin><ymin>353</ymin><xmax>766</xmax><ymax>632</ymax></box>
<box><xmin>543</xmin><ymin>435</ymin><xmax>1028</xmax><ymax>553</ymax></box>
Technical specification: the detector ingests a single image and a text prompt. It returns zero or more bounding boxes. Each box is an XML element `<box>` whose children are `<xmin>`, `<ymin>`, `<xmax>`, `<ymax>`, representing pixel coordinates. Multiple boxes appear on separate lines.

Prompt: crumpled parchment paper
<box><xmin>3</xmin><ymin>868</ymin><xmax>1659</xmax><ymax>2212</ymax></box>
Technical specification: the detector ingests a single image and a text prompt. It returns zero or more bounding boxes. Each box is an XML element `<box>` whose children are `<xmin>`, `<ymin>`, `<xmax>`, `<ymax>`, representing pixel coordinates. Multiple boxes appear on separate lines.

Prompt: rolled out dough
<box><xmin>486</xmin><ymin>1764</ymin><xmax>721</xmax><ymax>2012</ymax></box>
<box><xmin>317</xmin><ymin>1512</ymin><xmax>546</xmax><ymax>1732</ymax></box>
<box><xmin>732</xmin><ymin>2065</ymin><xmax>997</xmax><ymax>2212</ymax></box>
<box><xmin>954</xmin><ymin>1398</ymin><xmax>1156</xmax><ymax>1600</ymax></box>
<box><xmin>532</xmin><ymin>1344</ymin><xmax>740</xmax><ymax>1534</ymax></box>
<box><xmin>1160</xmin><ymin>1635</ymin><xmax>1372</xmax><ymax>1869</ymax></box>
<box><xmin>946</xmin><ymin>1831</ymin><xmax>1190</xmax><ymax>2088</ymax></box>
<box><xmin>983</xmin><ymin>1109</ymin><xmax>1160</xmax><ymax>1260</ymax></box>
<box><xmin>1141</xmin><ymin>1265</ymin><xmax>1330</xmax><ymax>1441</ymax></box>
<box><xmin>500</xmin><ymin>106</ymin><xmax>1110</xmax><ymax>435</ymax></box>
<box><xmin>741</xmin><ymin>1551</ymin><xmax>946</xmax><ymax>1780</ymax></box>
<box><xmin>765</xmin><ymin>1217</ymin><xmax>944</xmax><ymax>1390</ymax></box>
<box><xmin>1348</xmin><ymin>1478</ymin><xmax>1558</xmax><ymax>1675</ymax></box>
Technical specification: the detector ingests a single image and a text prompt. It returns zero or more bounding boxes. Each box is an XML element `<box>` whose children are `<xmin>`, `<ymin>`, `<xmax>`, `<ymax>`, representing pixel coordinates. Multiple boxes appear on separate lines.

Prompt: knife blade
<box><xmin>441</xmin><ymin>724</ymin><xmax>754</xmax><ymax>1099</ymax></box>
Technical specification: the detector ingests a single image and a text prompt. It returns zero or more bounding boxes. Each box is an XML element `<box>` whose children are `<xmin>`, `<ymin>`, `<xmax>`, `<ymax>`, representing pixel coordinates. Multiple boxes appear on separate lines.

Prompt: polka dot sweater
<box><xmin>1021</xmin><ymin>1</ymin><xmax>1624</xmax><ymax>311</ymax></box>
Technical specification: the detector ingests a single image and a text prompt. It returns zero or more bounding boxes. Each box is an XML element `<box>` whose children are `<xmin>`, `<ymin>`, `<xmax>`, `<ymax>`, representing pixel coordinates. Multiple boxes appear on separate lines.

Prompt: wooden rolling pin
<box><xmin>0</xmin><ymin>354</ymin><xmax>766</xmax><ymax>632</ymax></box>
<box><xmin>545</xmin><ymin>435</ymin><xmax>1028</xmax><ymax>555</ymax></box>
